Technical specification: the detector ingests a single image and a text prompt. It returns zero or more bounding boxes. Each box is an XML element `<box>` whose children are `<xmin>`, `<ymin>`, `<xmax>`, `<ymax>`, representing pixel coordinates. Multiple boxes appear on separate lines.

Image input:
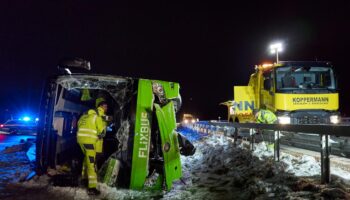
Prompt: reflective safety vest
<box><xmin>256</xmin><ymin>109</ymin><xmax>277</xmax><ymax>124</ymax></box>
<box><xmin>77</xmin><ymin>109</ymin><xmax>106</xmax><ymax>144</ymax></box>
<box><xmin>81</xmin><ymin>89</ymin><xmax>92</xmax><ymax>101</ymax></box>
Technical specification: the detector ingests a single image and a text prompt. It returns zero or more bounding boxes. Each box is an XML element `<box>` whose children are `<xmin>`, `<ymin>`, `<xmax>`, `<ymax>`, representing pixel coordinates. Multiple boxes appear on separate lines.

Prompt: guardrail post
<box><xmin>233</xmin><ymin>126</ymin><xmax>238</xmax><ymax>147</ymax></box>
<box><xmin>250</xmin><ymin>128</ymin><xmax>255</xmax><ymax>151</ymax></box>
<box><xmin>320</xmin><ymin>134</ymin><xmax>330</xmax><ymax>184</ymax></box>
<box><xmin>274</xmin><ymin>131</ymin><xmax>280</xmax><ymax>162</ymax></box>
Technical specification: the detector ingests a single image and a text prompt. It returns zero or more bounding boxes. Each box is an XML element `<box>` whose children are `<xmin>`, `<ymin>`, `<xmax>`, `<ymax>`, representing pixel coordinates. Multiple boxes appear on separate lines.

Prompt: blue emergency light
<box><xmin>23</xmin><ymin>117</ymin><xmax>31</xmax><ymax>121</ymax></box>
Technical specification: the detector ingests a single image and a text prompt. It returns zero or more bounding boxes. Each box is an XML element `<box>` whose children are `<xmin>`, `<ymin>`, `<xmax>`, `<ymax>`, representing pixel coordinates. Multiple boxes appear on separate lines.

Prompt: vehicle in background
<box><xmin>231</xmin><ymin>61</ymin><xmax>339</xmax><ymax>125</ymax></box>
<box><xmin>0</xmin><ymin>119</ymin><xmax>38</xmax><ymax>135</ymax></box>
<box><xmin>182</xmin><ymin>114</ymin><xmax>198</xmax><ymax>125</ymax></box>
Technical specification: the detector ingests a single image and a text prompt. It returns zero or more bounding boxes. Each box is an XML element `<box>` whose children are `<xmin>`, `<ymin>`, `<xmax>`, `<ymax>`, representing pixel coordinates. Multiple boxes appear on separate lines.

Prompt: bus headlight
<box><xmin>278</xmin><ymin>116</ymin><xmax>291</xmax><ymax>124</ymax></box>
<box><xmin>184</xmin><ymin>119</ymin><xmax>189</xmax><ymax>124</ymax></box>
<box><xmin>330</xmin><ymin>115</ymin><xmax>339</xmax><ymax>124</ymax></box>
<box><xmin>191</xmin><ymin>119</ymin><xmax>196</xmax><ymax>123</ymax></box>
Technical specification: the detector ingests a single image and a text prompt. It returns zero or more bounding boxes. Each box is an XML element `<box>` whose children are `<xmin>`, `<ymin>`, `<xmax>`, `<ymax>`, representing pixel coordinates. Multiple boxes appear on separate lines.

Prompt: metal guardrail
<box><xmin>342</xmin><ymin>117</ymin><xmax>350</xmax><ymax>124</ymax></box>
<box><xmin>189</xmin><ymin>121</ymin><xmax>350</xmax><ymax>184</ymax></box>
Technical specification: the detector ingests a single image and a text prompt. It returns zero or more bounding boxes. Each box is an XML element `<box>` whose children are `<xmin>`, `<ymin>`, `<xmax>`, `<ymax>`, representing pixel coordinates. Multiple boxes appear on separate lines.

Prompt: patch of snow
<box><xmin>26</xmin><ymin>144</ymin><xmax>36</xmax><ymax>163</ymax></box>
<box><xmin>279</xmin><ymin>153</ymin><xmax>321</xmax><ymax>177</ymax></box>
<box><xmin>331</xmin><ymin>167</ymin><xmax>350</xmax><ymax>180</ymax></box>
<box><xmin>0</xmin><ymin>151</ymin><xmax>32</xmax><ymax>199</ymax></box>
<box><xmin>252</xmin><ymin>142</ymin><xmax>274</xmax><ymax>159</ymax></box>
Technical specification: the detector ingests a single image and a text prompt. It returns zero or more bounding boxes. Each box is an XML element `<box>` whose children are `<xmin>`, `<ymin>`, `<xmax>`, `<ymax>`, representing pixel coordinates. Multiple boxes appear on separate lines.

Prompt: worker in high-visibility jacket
<box><xmin>77</xmin><ymin>98</ymin><xmax>108</xmax><ymax>195</ymax></box>
<box><xmin>253</xmin><ymin>109</ymin><xmax>277</xmax><ymax>124</ymax></box>
<box><xmin>253</xmin><ymin>108</ymin><xmax>277</xmax><ymax>151</ymax></box>
<box><xmin>94</xmin><ymin>98</ymin><xmax>107</xmax><ymax>156</ymax></box>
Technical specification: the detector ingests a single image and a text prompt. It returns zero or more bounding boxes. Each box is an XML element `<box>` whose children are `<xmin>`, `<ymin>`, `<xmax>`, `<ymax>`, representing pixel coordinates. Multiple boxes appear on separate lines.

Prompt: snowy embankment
<box><xmin>1</xmin><ymin>128</ymin><xmax>350</xmax><ymax>199</ymax></box>
<box><xmin>168</xmin><ymin>131</ymin><xmax>349</xmax><ymax>199</ymax></box>
<box><xmin>0</xmin><ymin>141</ymin><xmax>34</xmax><ymax>199</ymax></box>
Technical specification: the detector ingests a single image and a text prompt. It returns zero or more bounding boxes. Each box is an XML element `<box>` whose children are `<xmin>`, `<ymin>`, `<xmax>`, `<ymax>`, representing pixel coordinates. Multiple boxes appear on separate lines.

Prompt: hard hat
<box><xmin>96</xmin><ymin>97</ymin><xmax>107</xmax><ymax>108</ymax></box>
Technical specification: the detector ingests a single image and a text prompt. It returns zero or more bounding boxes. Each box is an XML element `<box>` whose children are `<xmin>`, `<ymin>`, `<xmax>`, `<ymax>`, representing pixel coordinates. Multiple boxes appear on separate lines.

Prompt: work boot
<box><xmin>88</xmin><ymin>188</ymin><xmax>101</xmax><ymax>196</ymax></box>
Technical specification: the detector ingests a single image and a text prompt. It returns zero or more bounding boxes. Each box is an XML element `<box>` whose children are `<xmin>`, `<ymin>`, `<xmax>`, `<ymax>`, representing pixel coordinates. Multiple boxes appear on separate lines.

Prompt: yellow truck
<box><xmin>230</xmin><ymin>61</ymin><xmax>340</xmax><ymax>124</ymax></box>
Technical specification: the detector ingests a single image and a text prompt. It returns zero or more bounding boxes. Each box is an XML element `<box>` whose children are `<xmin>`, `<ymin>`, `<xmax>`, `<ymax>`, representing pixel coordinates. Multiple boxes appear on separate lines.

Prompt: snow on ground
<box><xmin>0</xmin><ymin>143</ymin><xmax>33</xmax><ymax>199</ymax></box>
<box><xmin>1</xmin><ymin>128</ymin><xmax>350</xmax><ymax>199</ymax></box>
<box><xmin>252</xmin><ymin>142</ymin><xmax>322</xmax><ymax>177</ymax></box>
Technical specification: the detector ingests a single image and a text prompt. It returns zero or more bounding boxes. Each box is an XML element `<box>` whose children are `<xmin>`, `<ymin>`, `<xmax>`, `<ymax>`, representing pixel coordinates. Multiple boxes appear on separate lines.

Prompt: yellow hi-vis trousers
<box><xmin>95</xmin><ymin>139</ymin><xmax>103</xmax><ymax>153</ymax></box>
<box><xmin>79</xmin><ymin>143</ymin><xmax>98</xmax><ymax>189</ymax></box>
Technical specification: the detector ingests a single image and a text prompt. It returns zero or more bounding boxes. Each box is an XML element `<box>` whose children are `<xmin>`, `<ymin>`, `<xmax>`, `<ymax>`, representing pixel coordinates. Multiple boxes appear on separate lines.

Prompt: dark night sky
<box><xmin>0</xmin><ymin>1</ymin><xmax>349</xmax><ymax>121</ymax></box>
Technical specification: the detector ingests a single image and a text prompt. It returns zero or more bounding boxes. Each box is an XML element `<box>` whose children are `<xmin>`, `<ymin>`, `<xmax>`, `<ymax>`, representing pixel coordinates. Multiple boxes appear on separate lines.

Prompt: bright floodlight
<box><xmin>269</xmin><ymin>42</ymin><xmax>283</xmax><ymax>63</ymax></box>
<box><xmin>270</xmin><ymin>43</ymin><xmax>282</xmax><ymax>52</ymax></box>
<box><xmin>23</xmin><ymin>117</ymin><xmax>31</xmax><ymax>121</ymax></box>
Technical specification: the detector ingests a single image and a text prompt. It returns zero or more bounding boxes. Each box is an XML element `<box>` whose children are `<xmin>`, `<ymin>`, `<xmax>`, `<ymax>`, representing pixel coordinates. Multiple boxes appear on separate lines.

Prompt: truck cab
<box><xmin>233</xmin><ymin>61</ymin><xmax>339</xmax><ymax>124</ymax></box>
